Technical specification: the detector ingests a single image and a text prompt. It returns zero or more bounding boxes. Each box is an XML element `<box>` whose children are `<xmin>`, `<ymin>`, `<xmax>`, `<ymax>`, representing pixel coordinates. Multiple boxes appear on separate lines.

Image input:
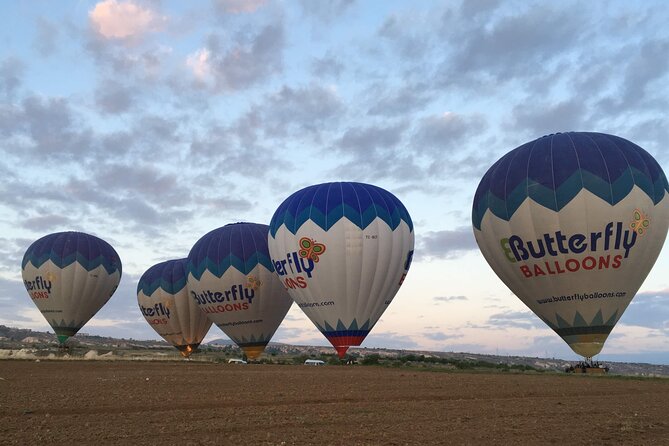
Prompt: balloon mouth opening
<box><xmin>177</xmin><ymin>344</ymin><xmax>199</xmax><ymax>358</ymax></box>
<box><xmin>53</xmin><ymin>327</ymin><xmax>79</xmax><ymax>345</ymax></box>
<box><xmin>324</xmin><ymin>334</ymin><xmax>367</xmax><ymax>359</ymax></box>
<box><xmin>334</xmin><ymin>346</ymin><xmax>349</xmax><ymax>359</ymax></box>
<box><xmin>558</xmin><ymin>331</ymin><xmax>610</xmax><ymax>359</ymax></box>
<box><xmin>241</xmin><ymin>345</ymin><xmax>267</xmax><ymax>360</ymax></box>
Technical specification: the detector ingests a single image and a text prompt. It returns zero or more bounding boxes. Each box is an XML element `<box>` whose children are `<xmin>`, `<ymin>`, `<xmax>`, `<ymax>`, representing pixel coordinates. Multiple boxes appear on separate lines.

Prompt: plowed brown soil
<box><xmin>1</xmin><ymin>361</ymin><xmax>667</xmax><ymax>445</ymax></box>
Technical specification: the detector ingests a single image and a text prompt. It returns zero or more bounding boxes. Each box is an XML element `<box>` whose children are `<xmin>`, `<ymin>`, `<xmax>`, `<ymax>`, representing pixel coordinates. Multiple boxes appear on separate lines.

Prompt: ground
<box><xmin>1</xmin><ymin>361</ymin><xmax>667</xmax><ymax>445</ymax></box>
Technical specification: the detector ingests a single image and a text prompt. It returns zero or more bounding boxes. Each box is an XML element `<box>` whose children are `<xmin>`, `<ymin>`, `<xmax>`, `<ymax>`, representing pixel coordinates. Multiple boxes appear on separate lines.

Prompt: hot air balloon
<box><xmin>137</xmin><ymin>259</ymin><xmax>212</xmax><ymax>358</ymax></box>
<box><xmin>186</xmin><ymin>223</ymin><xmax>293</xmax><ymax>360</ymax></box>
<box><xmin>472</xmin><ymin>132</ymin><xmax>669</xmax><ymax>361</ymax></box>
<box><xmin>21</xmin><ymin>231</ymin><xmax>122</xmax><ymax>344</ymax></box>
<box><xmin>268</xmin><ymin>182</ymin><xmax>415</xmax><ymax>358</ymax></box>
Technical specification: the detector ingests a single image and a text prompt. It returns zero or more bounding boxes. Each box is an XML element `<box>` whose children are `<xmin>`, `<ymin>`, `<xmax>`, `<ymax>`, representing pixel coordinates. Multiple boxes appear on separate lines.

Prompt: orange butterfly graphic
<box><xmin>247</xmin><ymin>276</ymin><xmax>262</xmax><ymax>291</ymax></box>
<box><xmin>298</xmin><ymin>237</ymin><xmax>326</xmax><ymax>262</ymax></box>
<box><xmin>630</xmin><ymin>209</ymin><xmax>650</xmax><ymax>236</ymax></box>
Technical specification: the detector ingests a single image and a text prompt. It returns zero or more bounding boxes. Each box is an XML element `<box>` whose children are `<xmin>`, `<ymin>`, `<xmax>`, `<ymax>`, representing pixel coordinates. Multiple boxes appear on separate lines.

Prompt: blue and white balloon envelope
<box><xmin>472</xmin><ymin>132</ymin><xmax>669</xmax><ymax>359</ymax></box>
<box><xmin>187</xmin><ymin>223</ymin><xmax>293</xmax><ymax>359</ymax></box>
<box><xmin>137</xmin><ymin>259</ymin><xmax>212</xmax><ymax>358</ymax></box>
<box><xmin>21</xmin><ymin>231</ymin><xmax>122</xmax><ymax>344</ymax></box>
<box><xmin>268</xmin><ymin>182</ymin><xmax>414</xmax><ymax>358</ymax></box>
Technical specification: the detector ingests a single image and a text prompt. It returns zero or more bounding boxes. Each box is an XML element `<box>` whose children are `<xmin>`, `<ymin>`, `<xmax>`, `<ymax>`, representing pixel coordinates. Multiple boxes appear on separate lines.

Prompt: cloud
<box><xmin>423</xmin><ymin>332</ymin><xmax>463</xmax><ymax>341</ymax></box>
<box><xmin>32</xmin><ymin>17</ymin><xmax>59</xmax><ymax>57</ymax></box>
<box><xmin>328</xmin><ymin>122</ymin><xmax>433</xmax><ymax>185</ymax></box>
<box><xmin>89</xmin><ymin>0</ymin><xmax>166</xmax><ymax>40</ymax></box>
<box><xmin>485</xmin><ymin>310</ymin><xmax>546</xmax><ymax>330</ymax></box>
<box><xmin>412</xmin><ymin>112</ymin><xmax>487</xmax><ymax>153</ymax></box>
<box><xmin>0</xmin><ymin>57</ymin><xmax>24</xmax><ymax>100</ymax></box>
<box><xmin>440</xmin><ymin>342</ymin><xmax>489</xmax><ymax>354</ymax></box>
<box><xmin>619</xmin><ymin>289</ymin><xmax>669</xmax><ymax>331</ymax></box>
<box><xmin>510</xmin><ymin>99</ymin><xmax>586</xmax><ymax>137</ymax></box>
<box><xmin>447</xmin><ymin>4</ymin><xmax>586</xmax><ymax>81</ymax></box>
<box><xmin>602</xmin><ymin>39</ymin><xmax>669</xmax><ymax>113</ymax></box>
<box><xmin>299</xmin><ymin>0</ymin><xmax>355</xmax><ymax>22</ymax></box>
<box><xmin>95</xmin><ymin>79</ymin><xmax>137</xmax><ymax>114</ymax></box>
<box><xmin>85</xmin><ymin>31</ymin><xmax>171</xmax><ymax>82</ymax></box>
<box><xmin>311</xmin><ymin>53</ymin><xmax>345</xmax><ymax>79</ymax></box>
<box><xmin>0</xmin><ymin>95</ymin><xmax>99</xmax><ymax>161</ymax></box>
<box><xmin>214</xmin><ymin>0</ymin><xmax>266</xmax><ymax>14</ymax></box>
<box><xmin>187</xmin><ymin>23</ymin><xmax>284</xmax><ymax>91</ymax></box>
<box><xmin>21</xmin><ymin>215</ymin><xmax>74</xmax><ymax>233</ymax></box>
<box><xmin>362</xmin><ymin>331</ymin><xmax>420</xmax><ymax>350</ymax></box>
<box><xmin>186</xmin><ymin>48</ymin><xmax>213</xmax><ymax>84</ymax></box>
<box><xmin>434</xmin><ymin>295</ymin><xmax>468</xmax><ymax>303</ymax></box>
<box><xmin>187</xmin><ymin>116</ymin><xmax>290</xmax><ymax>177</ymax></box>
<box><xmin>93</xmin><ymin>163</ymin><xmax>184</xmax><ymax>202</ymax></box>
<box><xmin>256</xmin><ymin>84</ymin><xmax>345</xmax><ymax>138</ymax></box>
<box><xmin>336</xmin><ymin>122</ymin><xmax>407</xmax><ymax>155</ymax></box>
<box><xmin>367</xmin><ymin>83</ymin><xmax>432</xmax><ymax>117</ymax></box>
<box><xmin>417</xmin><ymin>226</ymin><xmax>477</xmax><ymax>259</ymax></box>
<box><xmin>376</xmin><ymin>12</ymin><xmax>432</xmax><ymax>63</ymax></box>
<box><xmin>0</xmin><ymin>237</ymin><xmax>32</xmax><ymax>274</ymax></box>
<box><xmin>459</xmin><ymin>0</ymin><xmax>502</xmax><ymax>19</ymax></box>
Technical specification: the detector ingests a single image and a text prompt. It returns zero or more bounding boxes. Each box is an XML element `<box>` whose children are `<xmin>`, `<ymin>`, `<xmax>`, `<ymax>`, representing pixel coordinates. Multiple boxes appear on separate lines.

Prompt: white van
<box><xmin>304</xmin><ymin>359</ymin><xmax>325</xmax><ymax>366</ymax></box>
<box><xmin>228</xmin><ymin>358</ymin><xmax>247</xmax><ymax>364</ymax></box>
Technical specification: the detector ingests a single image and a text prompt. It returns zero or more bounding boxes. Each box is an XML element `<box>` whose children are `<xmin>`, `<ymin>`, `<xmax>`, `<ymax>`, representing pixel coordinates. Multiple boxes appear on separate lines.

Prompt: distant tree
<box><xmin>361</xmin><ymin>354</ymin><xmax>380</xmax><ymax>365</ymax></box>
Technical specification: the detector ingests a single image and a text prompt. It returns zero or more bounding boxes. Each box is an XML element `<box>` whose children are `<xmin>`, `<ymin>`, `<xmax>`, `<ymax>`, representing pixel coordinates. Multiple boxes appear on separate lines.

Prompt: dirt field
<box><xmin>1</xmin><ymin>361</ymin><xmax>667</xmax><ymax>445</ymax></box>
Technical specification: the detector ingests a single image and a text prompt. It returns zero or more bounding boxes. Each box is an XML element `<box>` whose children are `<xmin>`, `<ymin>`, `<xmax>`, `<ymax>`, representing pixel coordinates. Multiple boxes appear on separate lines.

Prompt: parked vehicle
<box><xmin>304</xmin><ymin>359</ymin><xmax>325</xmax><ymax>366</ymax></box>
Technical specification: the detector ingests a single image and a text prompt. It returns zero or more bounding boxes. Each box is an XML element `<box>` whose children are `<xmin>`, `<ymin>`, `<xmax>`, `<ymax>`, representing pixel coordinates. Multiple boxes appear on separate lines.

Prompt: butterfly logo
<box><xmin>630</xmin><ymin>209</ymin><xmax>650</xmax><ymax>236</ymax></box>
<box><xmin>247</xmin><ymin>276</ymin><xmax>262</xmax><ymax>291</ymax></box>
<box><xmin>298</xmin><ymin>237</ymin><xmax>326</xmax><ymax>262</ymax></box>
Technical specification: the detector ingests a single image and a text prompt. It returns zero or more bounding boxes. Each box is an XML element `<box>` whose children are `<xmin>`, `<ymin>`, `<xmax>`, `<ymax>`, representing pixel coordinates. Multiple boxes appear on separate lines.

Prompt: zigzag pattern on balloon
<box><xmin>472</xmin><ymin>132</ymin><xmax>669</xmax><ymax>230</ymax></box>
<box><xmin>21</xmin><ymin>232</ymin><xmax>121</xmax><ymax>275</ymax></box>
<box><xmin>49</xmin><ymin>319</ymin><xmax>83</xmax><ymax>339</ymax></box>
<box><xmin>230</xmin><ymin>332</ymin><xmax>273</xmax><ymax>347</ymax></box>
<box><xmin>22</xmin><ymin>252</ymin><xmax>121</xmax><ymax>275</ymax></box>
<box><xmin>188</xmin><ymin>223</ymin><xmax>274</xmax><ymax>279</ymax></box>
<box><xmin>540</xmin><ymin>309</ymin><xmax>620</xmax><ymax>337</ymax></box>
<box><xmin>187</xmin><ymin>253</ymin><xmax>273</xmax><ymax>280</ymax></box>
<box><xmin>269</xmin><ymin>182</ymin><xmax>413</xmax><ymax>237</ymax></box>
<box><xmin>271</xmin><ymin>203</ymin><xmax>411</xmax><ymax>236</ymax></box>
<box><xmin>137</xmin><ymin>260</ymin><xmax>188</xmax><ymax>296</ymax></box>
<box><xmin>137</xmin><ymin>275</ymin><xmax>187</xmax><ymax>297</ymax></box>
<box><xmin>313</xmin><ymin>318</ymin><xmax>372</xmax><ymax>337</ymax></box>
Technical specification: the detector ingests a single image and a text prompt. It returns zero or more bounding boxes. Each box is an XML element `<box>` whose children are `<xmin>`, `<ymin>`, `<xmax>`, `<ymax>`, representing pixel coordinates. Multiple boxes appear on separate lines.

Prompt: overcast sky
<box><xmin>2</xmin><ymin>0</ymin><xmax>669</xmax><ymax>364</ymax></box>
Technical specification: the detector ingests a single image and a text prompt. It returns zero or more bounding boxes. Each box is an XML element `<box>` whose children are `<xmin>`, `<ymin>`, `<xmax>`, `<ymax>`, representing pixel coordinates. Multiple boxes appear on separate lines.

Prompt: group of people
<box><xmin>565</xmin><ymin>361</ymin><xmax>609</xmax><ymax>373</ymax></box>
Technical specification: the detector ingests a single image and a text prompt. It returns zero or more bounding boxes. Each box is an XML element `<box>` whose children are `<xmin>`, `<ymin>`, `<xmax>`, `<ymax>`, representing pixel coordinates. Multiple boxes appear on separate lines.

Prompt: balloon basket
<box><xmin>565</xmin><ymin>361</ymin><xmax>609</xmax><ymax>374</ymax></box>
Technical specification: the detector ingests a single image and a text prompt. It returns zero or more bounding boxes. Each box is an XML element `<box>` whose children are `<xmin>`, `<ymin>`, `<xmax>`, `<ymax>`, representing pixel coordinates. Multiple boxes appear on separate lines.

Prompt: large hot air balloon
<box><xmin>21</xmin><ymin>231</ymin><xmax>122</xmax><ymax>344</ymax></box>
<box><xmin>268</xmin><ymin>182</ymin><xmax>415</xmax><ymax>358</ymax></box>
<box><xmin>186</xmin><ymin>223</ymin><xmax>293</xmax><ymax>360</ymax></box>
<box><xmin>472</xmin><ymin>132</ymin><xmax>669</xmax><ymax>360</ymax></box>
<box><xmin>137</xmin><ymin>259</ymin><xmax>212</xmax><ymax>358</ymax></box>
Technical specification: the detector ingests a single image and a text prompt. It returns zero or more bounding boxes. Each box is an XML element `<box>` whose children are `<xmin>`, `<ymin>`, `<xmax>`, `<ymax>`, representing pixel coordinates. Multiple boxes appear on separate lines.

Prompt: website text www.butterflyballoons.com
<box><xmin>220</xmin><ymin>319</ymin><xmax>263</xmax><ymax>327</ymax></box>
<box><xmin>298</xmin><ymin>301</ymin><xmax>335</xmax><ymax>308</ymax></box>
<box><xmin>536</xmin><ymin>291</ymin><xmax>627</xmax><ymax>305</ymax></box>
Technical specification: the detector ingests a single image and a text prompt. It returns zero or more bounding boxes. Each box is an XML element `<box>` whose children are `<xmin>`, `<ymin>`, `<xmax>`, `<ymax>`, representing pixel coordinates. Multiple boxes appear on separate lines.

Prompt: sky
<box><xmin>2</xmin><ymin>0</ymin><xmax>669</xmax><ymax>364</ymax></box>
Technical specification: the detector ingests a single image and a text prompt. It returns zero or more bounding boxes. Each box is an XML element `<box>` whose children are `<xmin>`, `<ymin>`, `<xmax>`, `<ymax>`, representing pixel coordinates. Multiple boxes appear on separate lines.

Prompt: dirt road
<box><xmin>1</xmin><ymin>361</ymin><xmax>667</xmax><ymax>445</ymax></box>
